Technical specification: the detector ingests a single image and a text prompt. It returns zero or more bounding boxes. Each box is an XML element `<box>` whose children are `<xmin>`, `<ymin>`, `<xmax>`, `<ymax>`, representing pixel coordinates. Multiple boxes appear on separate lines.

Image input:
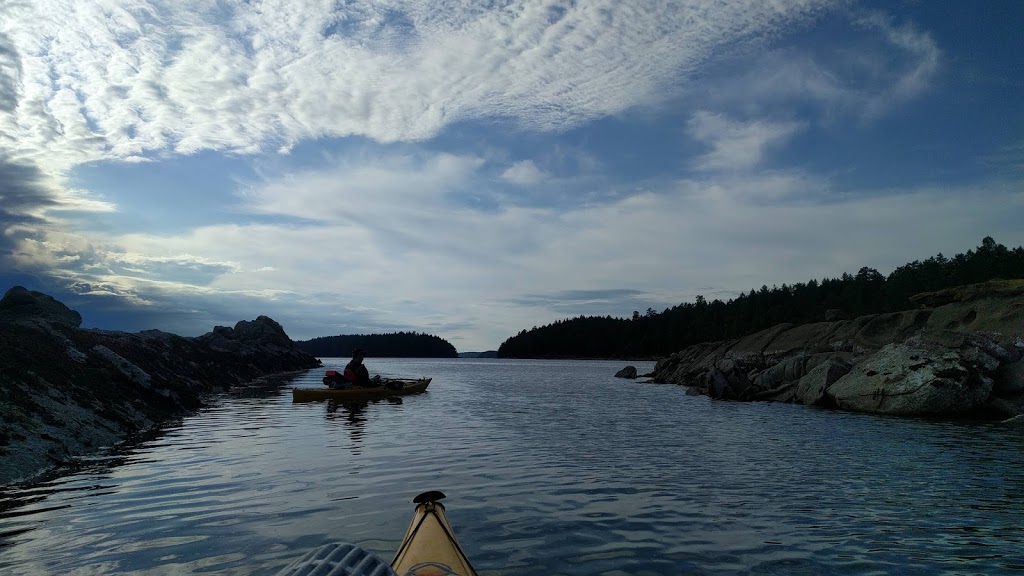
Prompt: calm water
<box><xmin>1</xmin><ymin>358</ymin><xmax>1023</xmax><ymax>575</ymax></box>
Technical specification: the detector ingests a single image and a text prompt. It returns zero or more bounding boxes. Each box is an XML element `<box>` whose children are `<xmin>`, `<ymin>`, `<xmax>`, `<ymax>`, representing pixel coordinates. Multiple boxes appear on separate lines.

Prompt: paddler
<box><xmin>343</xmin><ymin>348</ymin><xmax>383</xmax><ymax>388</ymax></box>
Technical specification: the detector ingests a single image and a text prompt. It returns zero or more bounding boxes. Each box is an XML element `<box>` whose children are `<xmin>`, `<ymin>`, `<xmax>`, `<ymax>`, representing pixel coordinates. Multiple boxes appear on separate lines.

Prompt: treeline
<box><xmin>295</xmin><ymin>331</ymin><xmax>458</xmax><ymax>358</ymax></box>
<box><xmin>497</xmin><ymin>237</ymin><xmax>1024</xmax><ymax>359</ymax></box>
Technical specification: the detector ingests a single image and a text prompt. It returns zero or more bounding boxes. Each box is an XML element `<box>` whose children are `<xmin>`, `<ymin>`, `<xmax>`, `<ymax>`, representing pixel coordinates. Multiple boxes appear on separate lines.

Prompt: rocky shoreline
<box><xmin>0</xmin><ymin>286</ymin><xmax>322</xmax><ymax>484</ymax></box>
<box><xmin>645</xmin><ymin>280</ymin><xmax>1024</xmax><ymax>421</ymax></box>
<box><xmin>6</xmin><ymin>280</ymin><xmax>1023</xmax><ymax>485</ymax></box>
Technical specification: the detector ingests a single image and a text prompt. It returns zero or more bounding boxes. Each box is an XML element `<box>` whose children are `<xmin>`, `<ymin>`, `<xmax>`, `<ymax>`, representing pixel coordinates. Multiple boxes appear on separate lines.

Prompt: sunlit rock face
<box><xmin>0</xmin><ymin>286</ymin><xmax>322</xmax><ymax>484</ymax></box>
<box><xmin>651</xmin><ymin>280</ymin><xmax>1024</xmax><ymax>421</ymax></box>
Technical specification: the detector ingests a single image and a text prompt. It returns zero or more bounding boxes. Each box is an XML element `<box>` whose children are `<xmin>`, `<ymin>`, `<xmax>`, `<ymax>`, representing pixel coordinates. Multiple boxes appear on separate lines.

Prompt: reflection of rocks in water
<box><xmin>0</xmin><ymin>424</ymin><xmax>174</xmax><ymax>534</ymax></box>
<box><xmin>228</xmin><ymin>375</ymin><xmax>300</xmax><ymax>399</ymax></box>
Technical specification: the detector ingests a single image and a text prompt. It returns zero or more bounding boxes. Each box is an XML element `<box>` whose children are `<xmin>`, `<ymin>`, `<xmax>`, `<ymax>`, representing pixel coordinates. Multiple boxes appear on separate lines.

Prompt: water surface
<box><xmin>1</xmin><ymin>358</ymin><xmax>1023</xmax><ymax>575</ymax></box>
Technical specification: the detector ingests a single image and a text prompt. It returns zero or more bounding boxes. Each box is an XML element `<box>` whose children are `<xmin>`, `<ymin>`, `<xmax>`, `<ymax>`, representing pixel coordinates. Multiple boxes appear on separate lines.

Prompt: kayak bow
<box><xmin>273</xmin><ymin>491</ymin><xmax>476</xmax><ymax>576</ymax></box>
<box><xmin>391</xmin><ymin>491</ymin><xmax>478</xmax><ymax>576</ymax></box>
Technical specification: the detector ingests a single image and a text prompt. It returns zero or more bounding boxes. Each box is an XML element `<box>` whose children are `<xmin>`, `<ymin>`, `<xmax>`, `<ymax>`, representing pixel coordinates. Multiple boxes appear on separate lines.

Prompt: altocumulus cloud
<box><xmin>2</xmin><ymin>0</ymin><xmax>833</xmax><ymax>167</ymax></box>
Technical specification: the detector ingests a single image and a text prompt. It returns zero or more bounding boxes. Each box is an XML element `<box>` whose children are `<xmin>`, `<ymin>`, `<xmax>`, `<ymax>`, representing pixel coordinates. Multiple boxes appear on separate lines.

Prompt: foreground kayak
<box><xmin>292</xmin><ymin>378</ymin><xmax>431</xmax><ymax>402</ymax></box>
<box><xmin>391</xmin><ymin>491</ymin><xmax>478</xmax><ymax>576</ymax></box>
<box><xmin>274</xmin><ymin>491</ymin><xmax>476</xmax><ymax>576</ymax></box>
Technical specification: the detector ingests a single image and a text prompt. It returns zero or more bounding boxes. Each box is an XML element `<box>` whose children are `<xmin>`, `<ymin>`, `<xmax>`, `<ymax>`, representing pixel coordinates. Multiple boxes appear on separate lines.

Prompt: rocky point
<box><xmin>650</xmin><ymin>279</ymin><xmax>1024</xmax><ymax>420</ymax></box>
<box><xmin>0</xmin><ymin>286</ymin><xmax>322</xmax><ymax>484</ymax></box>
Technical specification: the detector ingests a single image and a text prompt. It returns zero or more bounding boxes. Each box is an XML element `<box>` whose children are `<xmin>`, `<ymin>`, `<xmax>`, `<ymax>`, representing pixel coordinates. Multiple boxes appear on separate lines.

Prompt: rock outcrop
<box><xmin>651</xmin><ymin>279</ymin><xmax>1024</xmax><ymax>420</ymax></box>
<box><xmin>0</xmin><ymin>286</ymin><xmax>322</xmax><ymax>484</ymax></box>
<box><xmin>614</xmin><ymin>365</ymin><xmax>638</xmax><ymax>378</ymax></box>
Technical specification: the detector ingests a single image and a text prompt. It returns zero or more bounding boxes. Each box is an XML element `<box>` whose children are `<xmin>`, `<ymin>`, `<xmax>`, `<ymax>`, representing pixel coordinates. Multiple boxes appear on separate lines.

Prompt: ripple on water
<box><xmin>2</xmin><ymin>359</ymin><xmax>1024</xmax><ymax>576</ymax></box>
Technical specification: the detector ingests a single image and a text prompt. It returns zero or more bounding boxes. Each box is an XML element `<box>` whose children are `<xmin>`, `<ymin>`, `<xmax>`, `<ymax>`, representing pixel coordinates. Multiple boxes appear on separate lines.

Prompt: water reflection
<box><xmin>323</xmin><ymin>398</ymin><xmax>404</xmax><ymax>455</ymax></box>
<box><xmin>0</xmin><ymin>426</ymin><xmax>182</xmax><ymax>552</ymax></box>
<box><xmin>3</xmin><ymin>359</ymin><xmax>1024</xmax><ymax>576</ymax></box>
<box><xmin>0</xmin><ymin>477</ymin><xmax>116</xmax><ymax>551</ymax></box>
<box><xmin>325</xmin><ymin>400</ymin><xmax>368</xmax><ymax>454</ymax></box>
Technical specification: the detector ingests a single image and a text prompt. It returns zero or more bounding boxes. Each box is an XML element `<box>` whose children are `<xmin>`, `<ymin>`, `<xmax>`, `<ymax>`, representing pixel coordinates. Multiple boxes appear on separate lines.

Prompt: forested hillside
<box><xmin>296</xmin><ymin>331</ymin><xmax>458</xmax><ymax>358</ymax></box>
<box><xmin>498</xmin><ymin>237</ymin><xmax>1024</xmax><ymax>359</ymax></box>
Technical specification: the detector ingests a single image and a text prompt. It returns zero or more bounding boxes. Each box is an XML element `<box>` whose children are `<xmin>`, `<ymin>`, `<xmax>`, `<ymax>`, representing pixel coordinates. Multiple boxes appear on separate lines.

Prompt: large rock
<box><xmin>706</xmin><ymin>363</ymin><xmax>751</xmax><ymax>400</ymax></box>
<box><xmin>796</xmin><ymin>356</ymin><xmax>852</xmax><ymax>406</ymax></box>
<box><xmin>729</xmin><ymin>324</ymin><xmax>793</xmax><ymax>359</ymax></box>
<box><xmin>0</xmin><ymin>288</ymin><xmax>322</xmax><ymax>484</ymax></box>
<box><xmin>910</xmin><ymin>279</ymin><xmax>1024</xmax><ymax>307</ymax></box>
<box><xmin>1001</xmin><ymin>414</ymin><xmax>1024</xmax><ymax>427</ymax></box>
<box><xmin>853</xmin><ymin>310</ymin><xmax>932</xmax><ymax>350</ymax></box>
<box><xmin>198</xmin><ymin>316</ymin><xmax>296</xmax><ymax>351</ymax></box>
<box><xmin>649</xmin><ymin>280</ymin><xmax>1024</xmax><ymax>420</ymax></box>
<box><xmin>654</xmin><ymin>340</ymin><xmax>737</xmax><ymax>388</ymax></box>
<box><xmin>826</xmin><ymin>337</ymin><xmax>996</xmax><ymax>416</ymax></box>
<box><xmin>995</xmin><ymin>358</ymin><xmax>1024</xmax><ymax>396</ymax></box>
<box><xmin>762</xmin><ymin>322</ymin><xmax>840</xmax><ymax>356</ymax></box>
<box><xmin>0</xmin><ymin>286</ymin><xmax>82</xmax><ymax>327</ymax></box>
<box><xmin>614</xmin><ymin>365</ymin><xmax>638</xmax><ymax>378</ymax></box>
<box><xmin>750</xmin><ymin>355</ymin><xmax>809</xmax><ymax>392</ymax></box>
<box><xmin>925</xmin><ymin>297</ymin><xmax>1024</xmax><ymax>337</ymax></box>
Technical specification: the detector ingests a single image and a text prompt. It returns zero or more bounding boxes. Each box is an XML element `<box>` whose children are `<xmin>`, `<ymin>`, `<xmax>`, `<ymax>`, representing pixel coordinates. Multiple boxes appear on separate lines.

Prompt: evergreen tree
<box><xmin>296</xmin><ymin>331</ymin><xmax>459</xmax><ymax>358</ymax></box>
<box><xmin>497</xmin><ymin>238</ymin><xmax>1024</xmax><ymax>359</ymax></box>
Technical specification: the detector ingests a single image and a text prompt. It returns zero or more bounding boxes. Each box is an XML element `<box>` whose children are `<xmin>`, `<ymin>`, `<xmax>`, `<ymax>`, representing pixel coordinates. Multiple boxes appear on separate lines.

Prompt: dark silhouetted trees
<box><xmin>497</xmin><ymin>237</ymin><xmax>1024</xmax><ymax>359</ymax></box>
<box><xmin>296</xmin><ymin>331</ymin><xmax>458</xmax><ymax>358</ymax></box>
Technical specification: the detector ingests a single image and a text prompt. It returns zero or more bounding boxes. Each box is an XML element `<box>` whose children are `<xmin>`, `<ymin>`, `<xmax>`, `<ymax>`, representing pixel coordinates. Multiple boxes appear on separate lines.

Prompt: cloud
<box><xmin>517</xmin><ymin>288</ymin><xmax>648</xmax><ymax>303</ymax></box>
<box><xmin>982</xmin><ymin>140</ymin><xmax>1024</xmax><ymax>174</ymax></box>
<box><xmin>0</xmin><ymin>0</ymin><xmax>837</xmax><ymax>263</ymax></box>
<box><xmin>695</xmin><ymin>9</ymin><xmax>940</xmax><ymax>122</ymax></box>
<box><xmin>509</xmin><ymin>288</ymin><xmax>654</xmax><ymax>318</ymax></box>
<box><xmin>0</xmin><ymin>30</ymin><xmax>20</xmax><ymax>112</ymax></box>
<box><xmin>46</xmin><ymin>187</ymin><xmax>119</xmax><ymax>214</ymax></box>
<box><xmin>855</xmin><ymin>11</ymin><xmax>940</xmax><ymax>119</ymax></box>
<box><xmin>687</xmin><ymin>112</ymin><xmax>803</xmax><ymax>173</ymax></box>
<box><xmin>1</xmin><ymin>0</ymin><xmax>834</xmax><ymax>170</ymax></box>
<box><xmin>0</xmin><ymin>157</ymin><xmax>55</xmax><ymax>259</ymax></box>
<box><xmin>501</xmin><ymin>160</ymin><xmax>548</xmax><ymax>185</ymax></box>
<box><xmin>13</xmin><ymin>146</ymin><xmax>1020</xmax><ymax>349</ymax></box>
<box><xmin>0</xmin><ymin>1</ymin><xmax>1007</xmax><ymax>352</ymax></box>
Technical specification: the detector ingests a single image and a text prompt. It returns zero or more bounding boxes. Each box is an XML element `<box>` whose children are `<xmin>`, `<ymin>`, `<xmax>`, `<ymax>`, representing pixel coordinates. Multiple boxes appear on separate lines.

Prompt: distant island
<box><xmin>295</xmin><ymin>331</ymin><xmax>458</xmax><ymax>358</ymax></box>
<box><xmin>458</xmin><ymin>351</ymin><xmax>499</xmax><ymax>358</ymax></box>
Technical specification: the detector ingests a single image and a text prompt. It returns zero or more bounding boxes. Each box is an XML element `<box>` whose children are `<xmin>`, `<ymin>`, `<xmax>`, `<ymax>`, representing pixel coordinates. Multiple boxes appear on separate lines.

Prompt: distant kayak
<box><xmin>391</xmin><ymin>491</ymin><xmax>478</xmax><ymax>576</ymax></box>
<box><xmin>274</xmin><ymin>491</ymin><xmax>477</xmax><ymax>576</ymax></box>
<box><xmin>291</xmin><ymin>377</ymin><xmax>431</xmax><ymax>402</ymax></box>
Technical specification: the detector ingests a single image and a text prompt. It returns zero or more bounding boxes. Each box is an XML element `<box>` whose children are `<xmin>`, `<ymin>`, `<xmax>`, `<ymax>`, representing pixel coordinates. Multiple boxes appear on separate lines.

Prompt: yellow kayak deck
<box><xmin>292</xmin><ymin>378</ymin><xmax>431</xmax><ymax>402</ymax></box>
<box><xmin>391</xmin><ymin>491</ymin><xmax>478</xmax><ymax>576</ymax></box>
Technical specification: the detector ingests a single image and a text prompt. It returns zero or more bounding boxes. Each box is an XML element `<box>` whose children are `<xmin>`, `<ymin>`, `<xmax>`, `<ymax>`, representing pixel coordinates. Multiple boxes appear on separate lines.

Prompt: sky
<box><xmin>1</xmin><ymin>1</ymin><xmax>1022</xmax><ymax>353</ymax></box>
